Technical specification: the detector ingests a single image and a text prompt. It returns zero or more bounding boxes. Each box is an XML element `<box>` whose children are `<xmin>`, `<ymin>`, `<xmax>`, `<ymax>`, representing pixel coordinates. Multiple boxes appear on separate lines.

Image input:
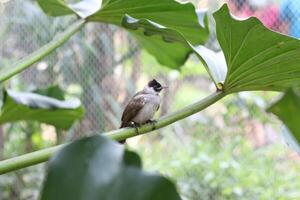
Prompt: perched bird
<box><xmin>119</xmin><ymin>79</ymin><xmax>167</xmax><ymax>143</ymax></box>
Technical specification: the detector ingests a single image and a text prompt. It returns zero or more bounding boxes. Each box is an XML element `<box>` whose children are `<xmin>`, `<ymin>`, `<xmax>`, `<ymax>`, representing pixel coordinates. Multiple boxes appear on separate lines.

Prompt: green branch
<box><xmin>0</xmin><ymin>19</ymin><xmax>86</xmax><ymax>83</ymax></box>
<box><xmin>0</xmin><ymin>91</ymin><xmax>225</xmax><ymax>175</ymax></box>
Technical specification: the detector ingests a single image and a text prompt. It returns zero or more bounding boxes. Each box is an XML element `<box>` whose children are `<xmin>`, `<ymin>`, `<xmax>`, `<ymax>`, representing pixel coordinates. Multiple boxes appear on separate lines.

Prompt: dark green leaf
<box><xmin>267</xmin><ymin>89</ymin><xmax>300</xmax><ymax>153</ymax></box>
<box><xmin>0</xmin><ymin>89</ymin><xmax>84</xmax><ymax>129</ymax></box>
<box><xmin>41</xmin><ymin>135</ymin><xmax>181</xmax><ymax>200</ymax></box>
<box><xmin>199</xmin><ymin>4</ymin><xmax>300</xmax><ymax>93</ymax></box>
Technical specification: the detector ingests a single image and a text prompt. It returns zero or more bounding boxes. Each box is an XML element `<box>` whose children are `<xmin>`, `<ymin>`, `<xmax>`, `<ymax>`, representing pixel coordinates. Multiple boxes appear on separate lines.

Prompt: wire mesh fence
<box><xmin>0</xmin><ymin>0</ymin><xmax>296</xmax><ymax>138</ymax></box>
<box><xmin>0</xmin><ymin>0</ymin><xmax>300</xmax><ymax>199</ymax></box>
<box><xmin>0</xmin><ymin>0</ymin><xmax>143</xmax><ymax>139</ymax></box>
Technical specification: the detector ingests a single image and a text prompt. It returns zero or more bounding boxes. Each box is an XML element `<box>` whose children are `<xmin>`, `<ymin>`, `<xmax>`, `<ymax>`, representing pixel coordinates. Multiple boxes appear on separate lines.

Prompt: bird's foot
<box><xmin>146</xmin><ymin>119</ymin><xmax>157</xmax><ymax>130</ymax></box>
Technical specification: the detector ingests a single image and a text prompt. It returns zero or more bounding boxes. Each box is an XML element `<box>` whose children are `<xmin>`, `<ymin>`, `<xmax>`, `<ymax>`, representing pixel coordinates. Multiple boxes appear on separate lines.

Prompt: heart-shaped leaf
<box><xmin>267</xmin><ymin>89</ymin><xmax>300</xmax><ymax>154</ymax></box>
<box><xmin>41</xmin><ymin>135</ymin><xmax>181</xmax><ymax>200</ymax></box>
<box><xmin>0</xmin><ymin>89</ymin><xmax>84</xmax><ymax>129</ymax></box>
<box><xmin>198</xmin><ymin>4</ymin><xmax>300</xmax><ymax>93</ymax></box>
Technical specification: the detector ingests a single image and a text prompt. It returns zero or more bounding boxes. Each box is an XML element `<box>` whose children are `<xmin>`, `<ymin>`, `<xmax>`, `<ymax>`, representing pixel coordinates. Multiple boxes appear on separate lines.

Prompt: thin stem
<box><xmin>0</xmin><ymin>91</ymin><xmax>226</xmax><ymax>175</ymax></box>
<box><xmin>0</xmin><ymin>19</ymin><xmax>86</xmax><ymax>83</ymax></box>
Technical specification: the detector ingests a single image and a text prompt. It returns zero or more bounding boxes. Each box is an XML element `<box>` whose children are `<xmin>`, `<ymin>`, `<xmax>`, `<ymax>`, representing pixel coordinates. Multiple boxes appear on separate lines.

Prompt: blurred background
<box><xmin>1</xmin><ymin>0</ymin><xmax>300</xmax><ymax>199</ymax></box>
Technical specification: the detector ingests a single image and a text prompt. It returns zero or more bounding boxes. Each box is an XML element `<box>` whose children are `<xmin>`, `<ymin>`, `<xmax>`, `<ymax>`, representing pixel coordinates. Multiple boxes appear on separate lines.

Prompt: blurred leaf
<box><xmin>41</xmin><ymin>135</ymin><xmax>181</xmax><ymax>200</ymax></box>
<box><xmin>198</xmin><ymin>4</ymin><xmax>300</xmax><ymax>92</ymax></box>
<box><xmin>0</xmin><ymin>89</ymin><xmax>84</xmax><ymax>129</ymax></box>
<box><xmin>37</xmin><ymin>0</ymin><xmax>101</xmax><ymax>18</ymax></box>
<box><xmin>267</xmin><ymin>89</ymin><xmax>300</xmax><ymax>154</ymax></box>
<box><xmin>34</xmin><ymin>85</ymin><xmax>65</xmax><ymax>100</ymax></box>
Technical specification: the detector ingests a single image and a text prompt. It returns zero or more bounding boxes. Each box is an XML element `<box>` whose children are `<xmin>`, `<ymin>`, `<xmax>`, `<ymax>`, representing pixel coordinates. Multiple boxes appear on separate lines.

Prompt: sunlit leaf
<box><xmin>41</xmin><ymin>135</ymin><xmax>181</xmax><ymax>200</ymax></box>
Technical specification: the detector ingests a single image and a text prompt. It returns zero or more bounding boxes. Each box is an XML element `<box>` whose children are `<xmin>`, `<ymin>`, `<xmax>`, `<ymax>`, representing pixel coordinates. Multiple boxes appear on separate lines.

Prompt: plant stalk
<box><xmin>0</xmin><ymin>19</ymin><xmax>86</xmax><ymax>83</ymax></box>
<box><xmin>0</xmin><ymin>91</ymin><xmax>225</xmax><ymax>175</ymax></box>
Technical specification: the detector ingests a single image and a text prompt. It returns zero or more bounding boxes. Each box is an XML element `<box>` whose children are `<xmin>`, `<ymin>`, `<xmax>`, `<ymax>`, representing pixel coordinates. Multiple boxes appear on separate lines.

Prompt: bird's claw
<box><xmin>146</xmin><ymin>120</ymin><xmax>157</xmax><ymax>130</ymax></box>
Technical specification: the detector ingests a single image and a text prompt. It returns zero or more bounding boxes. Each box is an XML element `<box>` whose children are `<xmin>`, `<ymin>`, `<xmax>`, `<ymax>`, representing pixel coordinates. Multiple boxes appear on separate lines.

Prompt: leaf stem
<box><xmin>0</xmin><ymin>19</ymin><xmax>86</xmax><ymax>83</ymax></box>
<box><xmin>0</xmin><ymin>91</ymin><xmax>225</xmax><ymax>175</ymax></box>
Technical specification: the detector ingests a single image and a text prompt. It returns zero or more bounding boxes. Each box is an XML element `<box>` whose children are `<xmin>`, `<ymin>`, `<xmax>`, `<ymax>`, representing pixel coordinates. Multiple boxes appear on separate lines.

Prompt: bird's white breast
<box><xmin>132</xmin><ymin>94</ymin><xmax>160</xmax><ymax>124</ymax></box>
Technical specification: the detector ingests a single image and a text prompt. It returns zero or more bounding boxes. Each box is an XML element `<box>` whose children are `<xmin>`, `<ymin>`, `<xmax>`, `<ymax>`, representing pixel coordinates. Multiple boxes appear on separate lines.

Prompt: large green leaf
<box><xmin>41</xmin><ymin>135</ymin><xmax>181</xmax><ymax>200</ymax></box>
<box><xmin>121</xmin><ymin>14</ymin><xmax>193</xmax><ymax>68</ymax></box>
<box><xmin>121</xmin><ymin>14</ymin><xmax>226</xmax><ymax>85</ymax></box>
<box><xmin>198</xmin><ymin>4</ymin><xmax>300</xmax><ymax>93</ymax></box>
<box><xmin>89</xmin><ymin>0</ymin><xmax>208</xmax><ymax>45</ymax></box>
<box><xmin>0</xmin><ymin>89</ymin><xmax>84</xmax><ymax>129</ymax></box>
<box><xmin>37</xmin><ymin>0</ymin><xmax>209</xmax><ymax>68</ymax></box>
<box><xmin>267</xmin><ymin>89</ymin><xmax>300</xmax><ymax>154</ymax></box>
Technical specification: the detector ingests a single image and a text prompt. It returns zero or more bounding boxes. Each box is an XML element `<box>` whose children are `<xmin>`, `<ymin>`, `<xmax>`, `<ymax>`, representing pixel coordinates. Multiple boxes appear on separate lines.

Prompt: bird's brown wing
<box><xmin>120</xmin><ymin>96</ymin><xmax>146</xmax><ymax>127</ymax></box>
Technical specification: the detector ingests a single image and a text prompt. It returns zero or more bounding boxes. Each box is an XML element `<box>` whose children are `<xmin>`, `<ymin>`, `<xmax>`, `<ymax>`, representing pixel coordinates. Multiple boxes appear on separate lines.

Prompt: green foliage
<box><xmin>41</xmin><ymin>135</ymin><xmax>181</xmax><ymax>200</ymax></box>
<box><xmin>211</xmin><ymin>5</ymin><xmax>300</xmax><ymax>92</ymax></box>
<box><xmin>89</xmin><ymin>0</ymin><xmax>208</xmax><ymax>46</ymax></box>
<box><xmin>268</xmin><ymin>89</ymin><xmax>300</xmax><ymax>153</ymax></box>
<box><xmin>0</xmin><ymin>88</ymin><xmax>84</xmax><ymax>129</ymax></box>
<box><xmin>2</xmin><ymin>1</ymin><xmax>300</xmax><ymax>199</ymax></box>
<box><xmin>122</xmin><ymin>15</ymin><xmax>197</xmax><ymax>68</ymax></box>
<box><xmin>138</xmin><ymin>122</ymin><xmax>300</xmax><ymax>200</ymax></box>
<box><xmin>37</xmin><ymin>0</ymin><xmax>209</xmax><ymax>68</ymax></box>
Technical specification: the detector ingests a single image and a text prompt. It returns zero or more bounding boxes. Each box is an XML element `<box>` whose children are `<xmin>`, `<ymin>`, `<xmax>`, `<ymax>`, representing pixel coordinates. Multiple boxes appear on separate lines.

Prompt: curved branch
<box><xmin>0</xmin><ymin>91</ymin><xmax>225</xmax><ymax>175</ymax></box>
<box><xmin>0</xmin><ymin>19</ymin><xmax>86</xmax><ymax>83</ymax></box>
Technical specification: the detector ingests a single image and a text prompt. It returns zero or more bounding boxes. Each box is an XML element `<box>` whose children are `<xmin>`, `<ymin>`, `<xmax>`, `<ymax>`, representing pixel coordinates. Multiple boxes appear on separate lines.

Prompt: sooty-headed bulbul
<box><xmin>119</xmin><ymin>79</ymin><xmax>167</xmax><ymax>143</ymax></box>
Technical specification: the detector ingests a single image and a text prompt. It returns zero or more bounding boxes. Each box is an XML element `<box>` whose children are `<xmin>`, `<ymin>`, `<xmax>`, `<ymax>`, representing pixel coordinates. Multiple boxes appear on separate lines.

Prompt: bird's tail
<box><xmin>119</xmin><ymin>122</ymin><xmax>127</xmax><ymax>144</ymax></box>
<box><xmin>120</xmin><ymin>122</ymin><xmax>127</xmax><ymax>129</ymax></box>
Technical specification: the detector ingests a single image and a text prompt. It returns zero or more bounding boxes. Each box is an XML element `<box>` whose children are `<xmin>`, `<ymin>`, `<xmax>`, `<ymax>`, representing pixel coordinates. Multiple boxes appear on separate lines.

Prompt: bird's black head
<box><xmin>148</xmin><ymin>79</ymin><xmax>163</xmax><ymax>92</ymax></box>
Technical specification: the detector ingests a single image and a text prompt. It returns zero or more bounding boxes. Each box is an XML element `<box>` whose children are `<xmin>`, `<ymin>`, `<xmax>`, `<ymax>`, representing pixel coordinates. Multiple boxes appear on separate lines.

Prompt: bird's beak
<box><xmin>162</xmin><ymin>86</ymin><xmax>168</xmax><ymax>89</ymax></box>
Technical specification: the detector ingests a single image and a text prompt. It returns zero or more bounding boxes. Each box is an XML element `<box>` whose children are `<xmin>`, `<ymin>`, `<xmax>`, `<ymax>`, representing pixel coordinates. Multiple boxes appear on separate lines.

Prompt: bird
<box><xmin>119</xmin><ymin>79</ymin><xmax>167</xmax><ymax>143</ymax></box>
